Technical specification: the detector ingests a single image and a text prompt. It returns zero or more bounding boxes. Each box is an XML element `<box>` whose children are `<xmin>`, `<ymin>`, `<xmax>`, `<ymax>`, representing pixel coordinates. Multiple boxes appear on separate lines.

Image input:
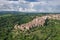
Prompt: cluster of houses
<box><xmin>14</xmin><ymin>14</ymin><xmax>60</xmax><ymax>31</ymax></box>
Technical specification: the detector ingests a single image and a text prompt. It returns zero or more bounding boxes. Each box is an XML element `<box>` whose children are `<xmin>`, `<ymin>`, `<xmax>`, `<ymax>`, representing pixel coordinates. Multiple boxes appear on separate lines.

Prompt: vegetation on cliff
<box><xmin>0</xmin><ymin>13</ymin><xmax>60</xmax><ymax>40</ymax></box>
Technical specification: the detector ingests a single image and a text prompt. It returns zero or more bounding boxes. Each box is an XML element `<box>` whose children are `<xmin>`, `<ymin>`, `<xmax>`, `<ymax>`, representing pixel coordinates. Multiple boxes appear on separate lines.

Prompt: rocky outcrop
<box><xmin>46</xmin><ymin>14</ymin><xmax>60</xmax><ymax>20</ymax></box>
<box><xmin>14</xmin><ymin>14</ymin><xmax>60</xmax><ymax>31</ymax></box>
<box><xmin>14</xmin><ymin>16</ymin><xmax>48</xmax><ymax>31</ymax></box>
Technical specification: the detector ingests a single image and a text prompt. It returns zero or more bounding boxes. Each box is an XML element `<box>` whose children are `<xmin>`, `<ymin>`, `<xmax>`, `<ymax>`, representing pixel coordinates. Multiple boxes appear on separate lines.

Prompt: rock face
<box><xmin>14</xmin><ymin>14</ymin><xmax>60</xmax><ymax>31</ymax></box>
<box><xmin>14</xmin><ymin>16</ymin><xmax>48</xmax><ymax>31</ymax></box>
<box><xmin>46</xmin><ymin>14</ymin><xmax>60</xmax><ymax>20</ymax></box>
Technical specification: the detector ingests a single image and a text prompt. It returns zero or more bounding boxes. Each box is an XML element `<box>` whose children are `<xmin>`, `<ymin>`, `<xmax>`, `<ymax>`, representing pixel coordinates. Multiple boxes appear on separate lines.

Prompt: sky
<box><xmin>0</xmin><ymin>0</ymin><xmax>19</xmax><ymax>11</ymax></box>
<box><xmin>0</xmin><ymin>0</ymin><xmax>60</xmax><ymax>13</ymax></box>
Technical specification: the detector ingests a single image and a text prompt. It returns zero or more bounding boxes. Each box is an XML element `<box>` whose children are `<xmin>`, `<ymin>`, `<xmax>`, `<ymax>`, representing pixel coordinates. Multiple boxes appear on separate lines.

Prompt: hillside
<box><xmin>0</xmin><ymin>13</ymin><xmax>60</xmax><ymax>40</ymax></box>
<box><xmin>14</xmin><ymin>14</ymin><xmax>60</xmax><ymax>31</ymax></box>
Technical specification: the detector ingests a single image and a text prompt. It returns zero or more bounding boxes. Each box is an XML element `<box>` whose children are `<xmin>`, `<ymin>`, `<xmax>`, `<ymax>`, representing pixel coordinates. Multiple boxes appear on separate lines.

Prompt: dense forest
<box><xmin>0</xmin><ymin>12</ymin><xmax>60</xmax><ymax>40</ymax></box>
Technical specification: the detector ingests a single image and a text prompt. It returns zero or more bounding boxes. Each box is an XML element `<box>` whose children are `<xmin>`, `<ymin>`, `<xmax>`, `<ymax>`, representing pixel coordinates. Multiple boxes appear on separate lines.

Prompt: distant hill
<box><xmin>0</xmin><ymin>11</ymin><xmax>60</xmax><ymax>14</ymax></box>
<box><xmin>0</xmin><ymin>11</ymin><xmax>20</xmax><ymax>15</ymax></box>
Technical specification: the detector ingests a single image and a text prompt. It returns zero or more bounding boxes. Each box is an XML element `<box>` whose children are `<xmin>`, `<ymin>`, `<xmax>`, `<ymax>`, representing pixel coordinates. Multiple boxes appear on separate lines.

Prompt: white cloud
<box><xmin>24</xmin><ymin>8</ymin><xmax>37</xmax><ymax>12</ymax></box>
<box><xmin>0</xmin><ymin>0</ymin><xmax>60</xmax><ymax>12</ymax></box>
<box><xmin>19</xmin><ymin>7</ymin><xmax>37</xmax><ymax>12</ymax></box>
<box><xmin>19</xmin><ymin>0</ymin><xmax>60</xmax><ymax>12</ymax></box>
<box><xmin>0</xmin><ymin>1</ymin><xmax>19</xmax><ymax>11</ymax></box>
<box><xmin>19</xmin><ymin>7</ymin><xmax>23</xmax><ymax>11</ymax></box>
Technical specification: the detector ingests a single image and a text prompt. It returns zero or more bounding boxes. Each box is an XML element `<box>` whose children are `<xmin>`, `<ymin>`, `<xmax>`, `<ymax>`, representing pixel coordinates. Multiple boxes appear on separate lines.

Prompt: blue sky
<box><xmin>9</xmin><ymin>0</ymin><xmax>18</xmax><ymax>1</ymax></box>
<box><xmin>25</xmin><ymin>0</ymin><xmax>38</xmax><ymax>2</ymax></box>
<box><xmin>0</xmin><ymin>0</ymin><xmax>60</xmax><ymax>13</ymax></box>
